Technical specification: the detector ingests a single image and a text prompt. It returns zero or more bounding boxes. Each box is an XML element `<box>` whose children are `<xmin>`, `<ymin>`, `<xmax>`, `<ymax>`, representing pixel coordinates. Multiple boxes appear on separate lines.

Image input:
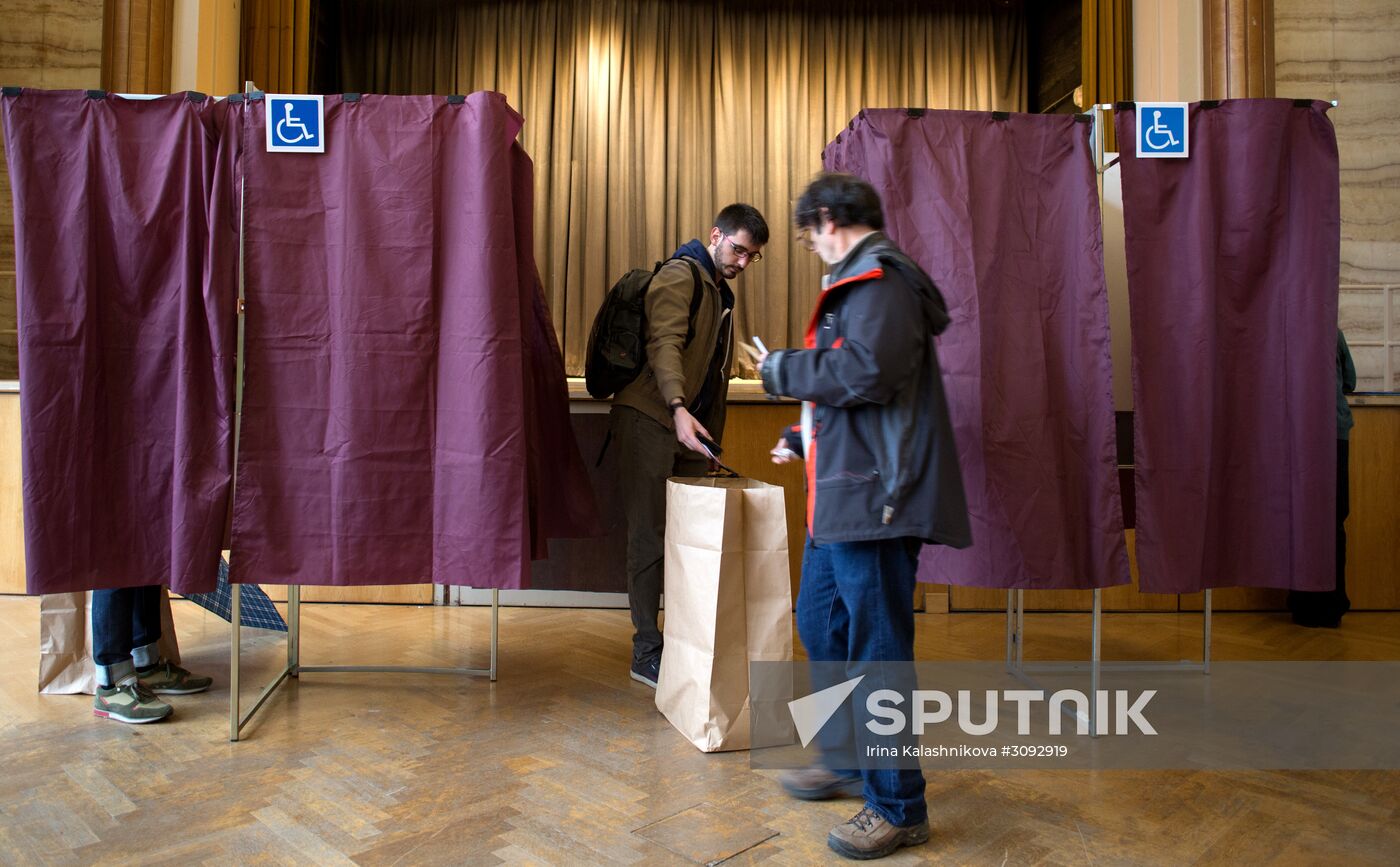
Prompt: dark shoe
<box><xmin>94</xmin><ymin>678</ymin><xmax>172</xmax><ymax>724</ymax></box>
<box><xmin>1292</xmin><ymin>613</ymin><xmax>1342</xmax><ymax>629</ymax></box>
<box><xmin>779</xmin><ymin>766</ymin><xmax>863</xmax><ymax>800</ymax></box>
<box><xmin>630</xmin><ymin>655</ymin><xmax>660</xmax><ymax>688</ymax></box>
<box><xmin>139</xmin><ymin>660</ymin><xmax>214</xmax><ymax>694</ymax></box>
<box><xmin>827</xmin><ymin>805</ymin><xmax>929</xmax><ymax>860</ymax></box>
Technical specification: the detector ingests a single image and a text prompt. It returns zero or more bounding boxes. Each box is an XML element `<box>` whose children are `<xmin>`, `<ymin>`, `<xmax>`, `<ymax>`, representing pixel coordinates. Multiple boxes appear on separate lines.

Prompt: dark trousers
<box><xmin>611</xmin><ymin>406</ymin><xmax>709</xmax><ymax>663</ymax></box>
<box><xmin>796</xmin><ymin>535</ymin><xmax>927</xmax><ymax>828</ymax></box>
<box><xmin>92</xmin><ymin>585</ymin><xmax>162</xmax><ymax>686</ymax></box>
<box><xmin>1288</xmin><ymin>439</ymin><xmax>1351</xmax><ymax>624</ymax></box>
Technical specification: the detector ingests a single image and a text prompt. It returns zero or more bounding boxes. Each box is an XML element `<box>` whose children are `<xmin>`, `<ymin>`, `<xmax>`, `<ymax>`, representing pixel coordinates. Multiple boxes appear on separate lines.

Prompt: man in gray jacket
<box><xmin>759</xmin><ymin>173</ymin><xmax>970</xmax><ymax>860</ymax></box>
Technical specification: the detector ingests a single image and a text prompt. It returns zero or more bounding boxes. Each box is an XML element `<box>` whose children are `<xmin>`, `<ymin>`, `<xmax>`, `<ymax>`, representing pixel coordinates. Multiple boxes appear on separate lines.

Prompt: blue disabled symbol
<box><xmin>275</xmin><ymin>102</ymin><xmax>314</xmax><ymax>145</ymax></box>
<box><xmin>1143</xmin><ymin>110</ymin><xmax>1179</xmax><ymax>150</ymax></box>
<box><xmin>266</xmin><ymin>95</ymin><xmax>325</xmax><ymax>153</ymax></box>
<box><xmin>1135</xmin><ymin>103</ymin><xmax>1189</xmax><ymax>159</ymax></box>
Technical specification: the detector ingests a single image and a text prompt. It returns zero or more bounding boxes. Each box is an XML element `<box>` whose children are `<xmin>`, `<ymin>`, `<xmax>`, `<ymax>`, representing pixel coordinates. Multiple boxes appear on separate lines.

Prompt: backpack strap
<box><xmin>681</xmin><ymin>259</ymin><xmax>703</xmax><ymax>346</ymax></box>
<box><xmin>649</xmin><ymin>257</ymin><xmax>706</xmax><ymax>345</ymax></box>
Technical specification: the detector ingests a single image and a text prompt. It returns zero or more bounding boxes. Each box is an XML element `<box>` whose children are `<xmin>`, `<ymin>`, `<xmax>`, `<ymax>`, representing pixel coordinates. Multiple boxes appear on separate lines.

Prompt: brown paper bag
<box><xmin>38</xmin><ymin>590</ymin><xmax>182</xmax><ymax>695</ymax></box>
<box><xmin>656</xmin><ymin>476</ymin><xmax>793</xmax><ymax>752</ymax></box>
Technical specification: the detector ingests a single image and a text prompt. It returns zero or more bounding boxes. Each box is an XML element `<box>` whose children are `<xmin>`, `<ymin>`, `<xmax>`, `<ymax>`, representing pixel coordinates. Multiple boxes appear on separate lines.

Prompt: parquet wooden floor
<box><xmin>1</xmin><ymin>598</ymin><xmax>1397</xmax><ymax>865</ymax></box>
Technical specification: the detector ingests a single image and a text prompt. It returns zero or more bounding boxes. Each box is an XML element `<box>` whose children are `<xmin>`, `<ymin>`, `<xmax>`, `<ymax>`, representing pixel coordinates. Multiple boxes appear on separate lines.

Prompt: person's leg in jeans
<box><xmin>128</xmin><ymin>587</ymin><xmax>213</xmax><ymax>695</ymax></box>
<box><xmin>793</xmin><ymin>537</ymin><xmax>860</xmax><ymax>780</ymax></box>
<box><xmin>92</xmin><ymin>587</ymin><xmax>172</xmax><ymax>723</ymax></box>
<box><xmin>827</xmin><ymin>538</ymin><xmax>926</xmax><ymax>828</ymax></box>
<box><xmin>128</xmin><ymin>585</ymin><xmax>162</xmax><ymax>672</ymax></box>
<box><xmin>93</xmin><ymin>587</ymin><xmax>142</xmax><ymax>688</ymax></box>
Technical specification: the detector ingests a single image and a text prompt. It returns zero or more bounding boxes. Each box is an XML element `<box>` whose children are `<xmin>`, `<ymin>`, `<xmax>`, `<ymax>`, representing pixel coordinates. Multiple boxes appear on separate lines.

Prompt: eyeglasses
<box><xmin>795</xmin><ymin>225</ymin><xmax>815</xmax><ymax>251</ymax></box>
<box><xmin>724</xmin><ymin>234</ymin><xmax>763</xmax><ymax>263</ymax></box>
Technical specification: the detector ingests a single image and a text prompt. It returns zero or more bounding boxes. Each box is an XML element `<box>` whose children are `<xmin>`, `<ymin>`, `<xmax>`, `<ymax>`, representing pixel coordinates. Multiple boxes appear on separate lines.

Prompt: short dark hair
<box><xmin>794</xmin><ymin>173</ymin><xmax>885</xmax><ymax>231</ymax></box>
<box><xmin>714</xmin><ymin>203</ymin><xmax>770</xmax><ymax>245</ymax></box>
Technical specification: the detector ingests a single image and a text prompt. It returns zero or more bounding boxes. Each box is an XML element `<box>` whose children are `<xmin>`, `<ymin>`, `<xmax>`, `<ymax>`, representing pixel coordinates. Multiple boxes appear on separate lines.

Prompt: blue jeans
<box><xmin>91</xmin><ymin>586</ymin><xmax>162</xmax><ymax>687</ymax></box>
<box><xmin>796</xmin><ymin>535</ymin><xmax>927</xmax><ymax>828</ymax></box>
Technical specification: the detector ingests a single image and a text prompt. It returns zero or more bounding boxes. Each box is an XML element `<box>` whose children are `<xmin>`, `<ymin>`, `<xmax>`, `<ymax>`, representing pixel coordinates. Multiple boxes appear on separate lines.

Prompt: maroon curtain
<box><xmin>1116</xmin><ymin>99</ymin><xmax>1339</xmax><ymax>593</ymax></box>
<box><xmin>511</xmin><ymin>133</ymin><xmax>601</xmax><ymax>558</ymax></box>
<box><xmin>1</xmin><ymin>89</ymin><xmax>238</xmax><ymax>595</ymax></box>
<box><xmin>825</xmin><ymin>109</ymin><xmax>1128</xmax><ymax>589</ymax></box>
<box><xmin>230</xmin><ymin>92</ymin><xmax>594</xmax><ymax>588</ymax></box>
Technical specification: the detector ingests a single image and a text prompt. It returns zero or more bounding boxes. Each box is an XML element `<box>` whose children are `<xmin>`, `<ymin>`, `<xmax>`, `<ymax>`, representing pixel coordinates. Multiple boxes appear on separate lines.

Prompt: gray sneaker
<box><xmin>779</xmin><ymin>766</ymin><xmax>863</xmax><ymax>800</ymax></box>
<box><xmin>827</xmin><ymin>804</ymin><xmax>929</xmax><ymax>860</ymax></box>
<box><xmin>138</xmin><ymin>660</ymin><xmax>213</xmax><ymax>695</ymax></box>
<box><xmin>94</xmin><ymin>679</ymin><xmax>172</xmax><ymax>724</ymax></box>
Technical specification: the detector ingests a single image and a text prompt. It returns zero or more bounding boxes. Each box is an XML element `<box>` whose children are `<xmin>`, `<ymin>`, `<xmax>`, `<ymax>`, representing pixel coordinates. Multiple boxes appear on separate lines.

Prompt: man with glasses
<box><xmin>610</xmin><ymin>203</ymin><xmax>769</xmax><ymax>688</ymax></box>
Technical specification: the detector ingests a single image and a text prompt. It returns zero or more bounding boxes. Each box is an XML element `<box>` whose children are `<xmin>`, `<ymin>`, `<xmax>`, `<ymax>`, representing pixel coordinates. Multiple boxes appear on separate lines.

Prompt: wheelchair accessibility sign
<box><xmin>266</xmin><ymin>94</ymin><xmax>324</xmax><ymax>153</ymax></box>
<box><xmin>1136</xmin><ymin>102</ymin><xmax>1188</xmax><ymax>158</ymax></box>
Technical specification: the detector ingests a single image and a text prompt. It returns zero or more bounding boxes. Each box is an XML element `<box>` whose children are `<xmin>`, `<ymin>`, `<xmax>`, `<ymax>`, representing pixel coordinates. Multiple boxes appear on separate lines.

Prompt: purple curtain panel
<box><xmin>1</xmin><ymin>89</ymin><xmax>238</xmax><ymax>595</ymax></box>
<box><xmin>1116</xmin><ymin>99</ymin><xmax>1340</xmax><ymax>593</ymax></box>
<box><xmin>230</xmin><ymin>92</ymin><xmax>592</xmax><ymax>588</ymax></box>
<box><xmin>825</xmin><ymin>109</ymin><xmax>1129</xmax><ymax>590</ymax></box>
<box><xmin>509</xmin><ymin>136</ymin><xmax>602</xmax><ymax>559</ymax></box>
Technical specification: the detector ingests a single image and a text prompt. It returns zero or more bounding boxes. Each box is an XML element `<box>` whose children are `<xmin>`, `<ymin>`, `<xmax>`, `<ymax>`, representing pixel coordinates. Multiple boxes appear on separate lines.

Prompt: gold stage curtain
<box><xmin>242</xmin><ymin>0</ymin><xmax>315</xmax><ymax>93</ymax></box>
<box><xmin>1082</xmin><ymin>0</ymin><xmax>1132</xmax><ymax>151</ymax></box>
<box><xmin>314</xmin><ymin>0</ymin><xmax>1026</xmax><ymax>373</ymax></box>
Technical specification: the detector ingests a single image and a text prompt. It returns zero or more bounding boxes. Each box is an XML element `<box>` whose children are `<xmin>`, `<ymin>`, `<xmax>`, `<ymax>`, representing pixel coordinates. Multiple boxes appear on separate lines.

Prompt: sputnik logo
<box><xmin>788</xmin><ymin>676</ymin><xmax>864</xmax><ymax>747</ymax></box>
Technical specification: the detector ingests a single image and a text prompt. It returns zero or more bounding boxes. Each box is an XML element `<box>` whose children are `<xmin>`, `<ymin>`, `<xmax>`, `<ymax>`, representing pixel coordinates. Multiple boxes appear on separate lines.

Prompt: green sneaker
<box><xmin>94</xmin><ymin>679</ymin><xmax>172</xmax><ymax>724</ymax></box>
<box><xmin>138</xmin><ymin>660</ymin><xmax>213</xmax><ymax>695</ymax></box>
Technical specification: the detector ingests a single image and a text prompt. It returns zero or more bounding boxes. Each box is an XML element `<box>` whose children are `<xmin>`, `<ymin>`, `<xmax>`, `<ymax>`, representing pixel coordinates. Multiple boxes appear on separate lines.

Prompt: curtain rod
<box><xmin>1094</xmin><ymin>100</ymin><xmax>1339</xmax><ymax>109</ymax></box>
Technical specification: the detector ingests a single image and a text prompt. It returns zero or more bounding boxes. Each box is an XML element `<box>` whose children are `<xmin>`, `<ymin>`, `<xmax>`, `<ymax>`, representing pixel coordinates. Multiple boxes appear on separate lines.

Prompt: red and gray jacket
<box><xmin>760</xmin><ymin>232</ymin><xmax>971</xmax><ymax>548</ymax></box>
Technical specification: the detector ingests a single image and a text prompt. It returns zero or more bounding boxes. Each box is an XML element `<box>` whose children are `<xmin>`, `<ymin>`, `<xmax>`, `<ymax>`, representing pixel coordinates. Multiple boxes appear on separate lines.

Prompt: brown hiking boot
<box><xmin>827</xmin><ymin>804</ymin><xmax>929</xmax><ymax>860</ymax></box>
<box><xmin>779</xmin><ymin>766</ymin><xmax>863</xmax><ymax>800</ymax></box>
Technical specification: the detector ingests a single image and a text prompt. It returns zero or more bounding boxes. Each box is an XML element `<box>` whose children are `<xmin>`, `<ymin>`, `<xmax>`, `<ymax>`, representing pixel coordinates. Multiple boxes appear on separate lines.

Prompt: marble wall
<box><xmin>1277</xmin><ymin>1</ymin><xmax>1400</xmax><ymax>391</ymax></box>
<box><xmin>0</xmin><ymin>0</ymin><xmax>105</xmax><ymax>380</ymax></box>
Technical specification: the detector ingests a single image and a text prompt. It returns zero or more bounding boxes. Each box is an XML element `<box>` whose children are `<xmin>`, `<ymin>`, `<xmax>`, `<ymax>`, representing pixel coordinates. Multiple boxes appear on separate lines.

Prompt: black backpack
<box><xmin>584</xmin><ymin>258</ymin><xmax>702</xmax><ymax>399</ymax></box>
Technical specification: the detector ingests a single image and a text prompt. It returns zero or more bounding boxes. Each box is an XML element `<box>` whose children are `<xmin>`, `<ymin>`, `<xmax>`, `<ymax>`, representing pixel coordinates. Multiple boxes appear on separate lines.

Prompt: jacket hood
<box><xmin>830</xmin><ymin>232</ymin><xmax>951</xmax><ymax>336</ymax></box>
<box><xmin>674</xmin><ymin>239</ymin><xmax>718</xmax><ymax>283</ymax></box>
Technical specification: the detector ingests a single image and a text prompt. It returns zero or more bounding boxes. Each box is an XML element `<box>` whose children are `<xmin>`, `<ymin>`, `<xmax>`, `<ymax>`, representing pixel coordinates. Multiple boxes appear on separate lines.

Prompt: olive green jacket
<box><xmin>612</xmin><ymin>245</ymin><xmax>733</xmax><ymax>437</ymax></box>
